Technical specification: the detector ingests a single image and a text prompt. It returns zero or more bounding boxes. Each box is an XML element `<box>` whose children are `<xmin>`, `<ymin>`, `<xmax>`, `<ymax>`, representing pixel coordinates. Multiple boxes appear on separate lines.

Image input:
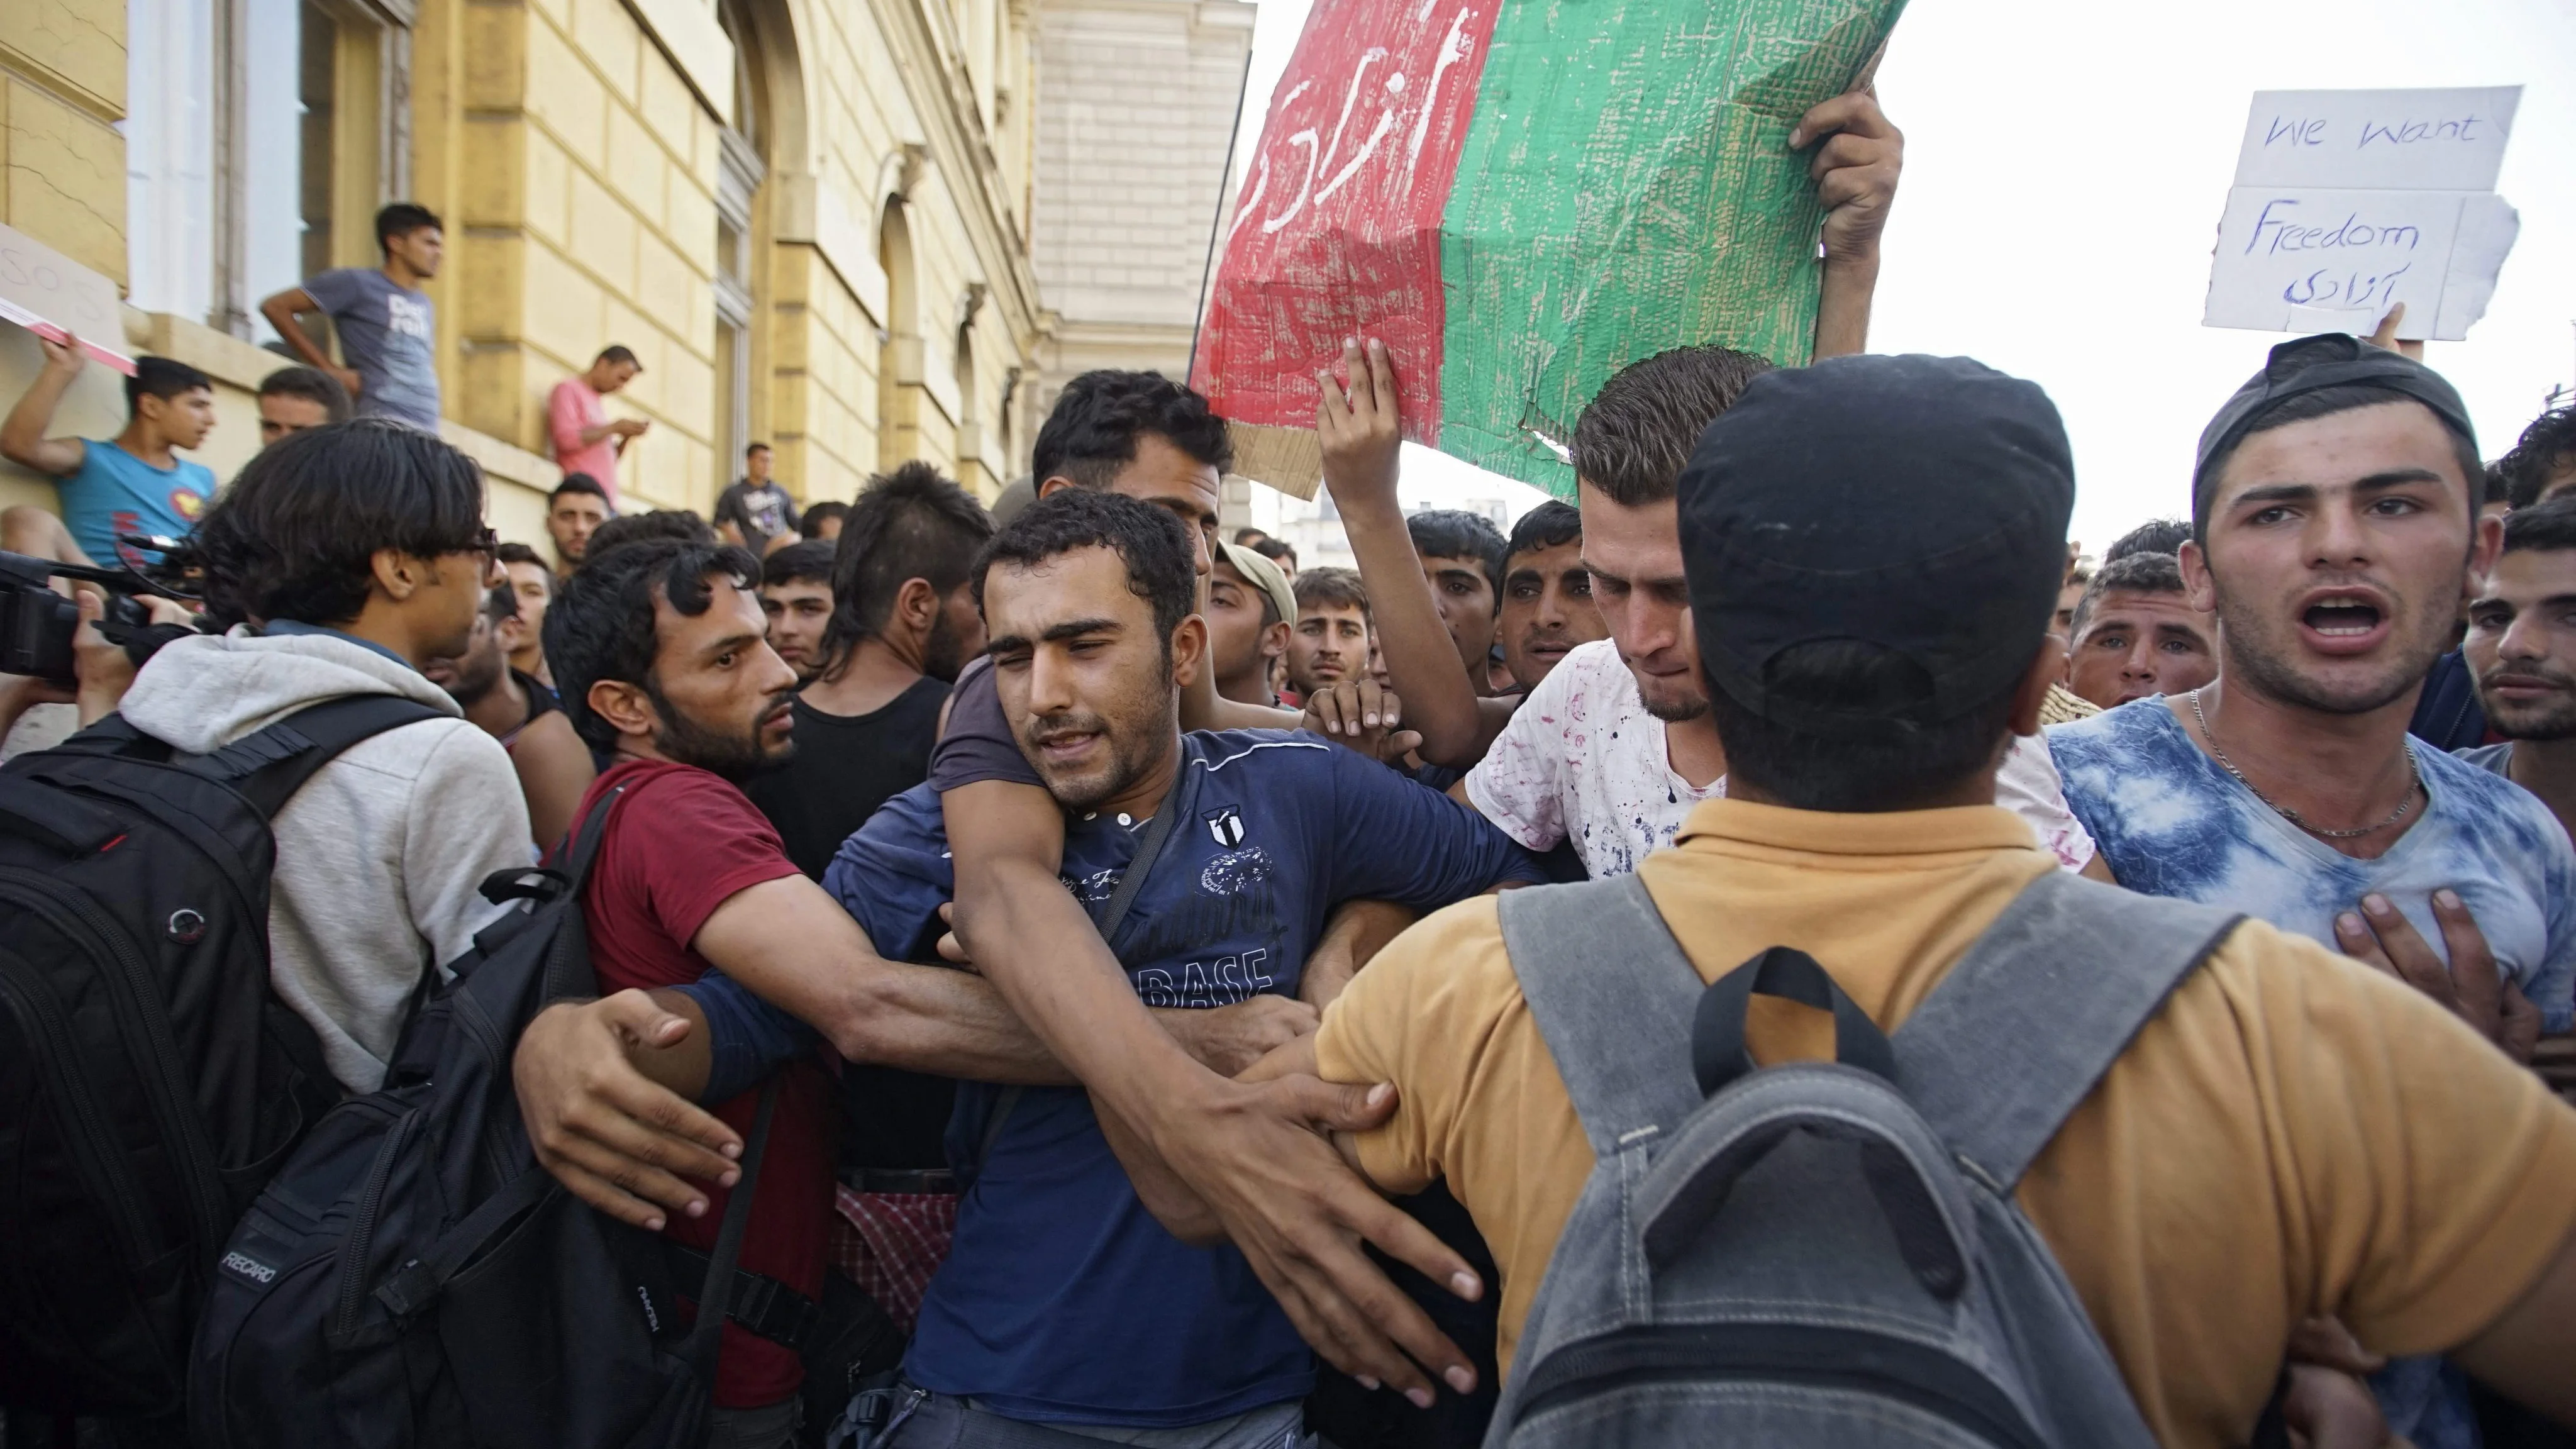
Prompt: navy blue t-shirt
<box><xmin>829</xmin><ymin>728</ymin><xmax>1540</xmax><ymax>1426</ymax></box>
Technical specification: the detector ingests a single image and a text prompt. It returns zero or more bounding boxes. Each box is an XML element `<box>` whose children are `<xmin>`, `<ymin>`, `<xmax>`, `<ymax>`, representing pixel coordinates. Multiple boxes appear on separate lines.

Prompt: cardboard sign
<box><xmin>2234</xmin><ymin>87</ymin><xmax>2519</xmax><ymax>191</ymax></box>
<box><xmin>0</xmin><ymin>222</ymin><xmax>133</xmax><ymax>375</ymax></box>
<box><xmin>2204</xmin><ymin>87</ymin><xmax>2521</xmax><ymax>343</ymax></box>
<box><xmin>1191</xmin><ymin>0</ymin><xmax>1906</xmax><ymax>499</ymax></box>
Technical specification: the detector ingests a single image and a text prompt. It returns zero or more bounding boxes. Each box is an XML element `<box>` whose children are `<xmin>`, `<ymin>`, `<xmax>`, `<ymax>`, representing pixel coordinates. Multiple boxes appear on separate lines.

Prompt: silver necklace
<box><xmin>2188</xmin><ymin>688</ymin><xmax>2419</xmax><ymax>840</ymax></box>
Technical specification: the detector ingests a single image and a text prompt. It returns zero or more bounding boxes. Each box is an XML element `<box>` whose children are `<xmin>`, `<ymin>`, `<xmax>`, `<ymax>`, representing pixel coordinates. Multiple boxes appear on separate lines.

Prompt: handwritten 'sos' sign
<box><xmin>2203</xmin><ymin>87</ymin><xmax>2520</xmax><ymax>343</ymax></box>
<box><xmin>0</xmin><ymin>220</ymin><xmax>134</xmax><ymax>376</ymax></box>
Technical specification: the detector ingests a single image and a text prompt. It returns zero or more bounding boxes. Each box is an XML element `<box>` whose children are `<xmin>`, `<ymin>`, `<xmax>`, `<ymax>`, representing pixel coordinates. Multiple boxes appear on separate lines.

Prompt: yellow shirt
<box><xmin>1314</xmin><ymin>797</ymin><xmax>2576</xmax><ymax>1449</ymax></box>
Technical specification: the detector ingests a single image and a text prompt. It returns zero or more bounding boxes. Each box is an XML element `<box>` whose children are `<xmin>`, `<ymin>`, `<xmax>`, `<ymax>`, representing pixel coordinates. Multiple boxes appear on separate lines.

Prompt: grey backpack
<box><xmin>1487</xmin><ymin>869</ymin><xmax>2241</xmax><ymax>1449</ymax></box>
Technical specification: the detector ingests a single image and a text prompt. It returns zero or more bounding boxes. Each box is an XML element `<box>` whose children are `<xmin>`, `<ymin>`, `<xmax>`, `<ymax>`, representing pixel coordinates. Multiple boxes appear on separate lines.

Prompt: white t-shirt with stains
<box><xmin>1463</xmin><ymin>640</ymin><xmax>2096</xmax><ymax>879</ymax></box>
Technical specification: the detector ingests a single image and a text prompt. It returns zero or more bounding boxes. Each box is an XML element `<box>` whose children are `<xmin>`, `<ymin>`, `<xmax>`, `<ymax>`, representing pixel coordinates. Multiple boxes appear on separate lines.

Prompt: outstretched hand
<box><xmin>514</xmin><ymin>991</ymin><xmax>742</xmax><ymax>1230</ymax></box>
<box><xmin>1141</xmin><ymin>1074</ymin><xmax>1485</xmax><ymax>1407</ymax></box>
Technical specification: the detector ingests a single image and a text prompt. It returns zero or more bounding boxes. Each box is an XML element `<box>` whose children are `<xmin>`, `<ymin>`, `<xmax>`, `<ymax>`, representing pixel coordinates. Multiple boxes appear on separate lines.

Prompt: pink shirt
<box><xmin>547</xmin><ymin>377</ymin><xmax>620</xmax><ymax>504</ymax></box>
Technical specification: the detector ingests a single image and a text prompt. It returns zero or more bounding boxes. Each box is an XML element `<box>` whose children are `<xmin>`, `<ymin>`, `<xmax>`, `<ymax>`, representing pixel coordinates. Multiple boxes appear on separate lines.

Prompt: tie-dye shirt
<box><xmin>2050</xmin><ymin>698</ymin><xmax>2576</xmax><ymax>1033</ymax></box>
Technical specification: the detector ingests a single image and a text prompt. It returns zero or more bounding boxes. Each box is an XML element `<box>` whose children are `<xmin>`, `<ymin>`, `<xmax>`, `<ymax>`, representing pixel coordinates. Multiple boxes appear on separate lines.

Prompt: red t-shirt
<box><xmin>574</xmin><ymin>758</ymin><xmax>828</xmax><ymax>1409</ymax></box>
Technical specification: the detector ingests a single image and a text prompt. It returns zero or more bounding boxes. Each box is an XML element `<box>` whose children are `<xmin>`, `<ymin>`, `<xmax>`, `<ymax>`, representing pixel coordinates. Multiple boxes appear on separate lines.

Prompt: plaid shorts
<box><xmin>827</xmin><ymin>1187</ymin><xmax>958</xmax><ymax>1333</ymax></box>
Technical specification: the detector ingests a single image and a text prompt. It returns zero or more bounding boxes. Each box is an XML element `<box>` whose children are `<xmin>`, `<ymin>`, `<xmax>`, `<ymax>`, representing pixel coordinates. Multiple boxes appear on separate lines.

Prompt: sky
<box><xmin>1231</xmin><ymin>0</ymin><xmax>2576</xmax><ymax>550</ymax></box>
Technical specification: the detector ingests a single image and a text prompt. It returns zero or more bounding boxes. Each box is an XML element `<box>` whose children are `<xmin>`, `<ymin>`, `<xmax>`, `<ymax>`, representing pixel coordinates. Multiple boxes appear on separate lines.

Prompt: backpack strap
<box><xmin>1892</xmin><ymin>869</ymin><xmax>2243</xmax><ymax>1194</ymax></box>
<box><xmin>184</xmin><ymin>694</ymin><xmax>450</xmax><ymax>819</ymax></box>
<box><xmin>35</xmin><ymin>711</ymin><xmax>169</xmax><ymax>763</ymax></box>
<box><xmin>1498</xmin><ymin>875</ymin><xmax>1706</xmax><ymax>1157</ymax></box>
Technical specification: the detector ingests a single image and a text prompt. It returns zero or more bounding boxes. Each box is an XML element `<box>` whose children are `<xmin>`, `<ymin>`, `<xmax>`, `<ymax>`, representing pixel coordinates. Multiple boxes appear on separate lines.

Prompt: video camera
<box><xmin>0</xmin><ymin>536</ymin><xmax>204</xmax><ymax>685</ymax></box>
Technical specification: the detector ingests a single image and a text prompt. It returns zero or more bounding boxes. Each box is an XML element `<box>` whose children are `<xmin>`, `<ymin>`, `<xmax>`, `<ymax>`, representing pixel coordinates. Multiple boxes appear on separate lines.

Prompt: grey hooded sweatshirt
<box><xmin>119</xmin><ymin>628</ymin><xmax>533</xmax><ymax>1094</ymax></box>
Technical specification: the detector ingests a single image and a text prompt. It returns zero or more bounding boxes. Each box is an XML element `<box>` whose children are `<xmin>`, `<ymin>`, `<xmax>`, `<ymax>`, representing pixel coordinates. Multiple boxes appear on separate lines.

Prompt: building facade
<box><xmin>4</xmin><ymin>0</ymin><xmax>1052</xmax><ymax>548</ymax></box>
<box><xmin>1026</xmin><ymin>0</ymin><xmax>1248</xmax><ymax>428</ymax></box>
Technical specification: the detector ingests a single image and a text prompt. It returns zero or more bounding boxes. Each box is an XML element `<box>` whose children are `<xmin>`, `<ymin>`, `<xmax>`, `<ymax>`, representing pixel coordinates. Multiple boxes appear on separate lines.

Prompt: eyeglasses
<box><xmin>455</xmin><ymin>528</ymin><xmax>501</xmax><ymax>561</ymax></box>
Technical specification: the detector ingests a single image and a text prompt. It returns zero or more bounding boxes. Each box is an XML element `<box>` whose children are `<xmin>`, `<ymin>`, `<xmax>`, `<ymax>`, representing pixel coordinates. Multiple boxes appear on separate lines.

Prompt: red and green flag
<box><xmin>1190</xmin><ymin>0</ymin><xmax>1906</xmax><ymax>498</ymax></box>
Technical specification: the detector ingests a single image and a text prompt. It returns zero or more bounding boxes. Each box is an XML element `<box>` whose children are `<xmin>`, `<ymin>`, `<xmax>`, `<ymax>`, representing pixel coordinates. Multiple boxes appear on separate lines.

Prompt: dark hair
<box><xmin>822</xmin><ymin>460</ymin><xmax>994</xmax><ymax>663</ymax></box>
<box><xmin>800</xmin><ymin>501</ymin><xmax>850</xmax><ymax>539</ymax></box>
<box><xmin>596</xmin><ymin>345</ymin><xmax>641</xmax><ymax>369</ymax></box>
<box><xmin>2497</xmin><ymin>406</ymin><xmax>2576</xmax><ymax>511</ymax></box>
<box><xmin>1505</xmin><ymin>499</ymin><xmax>1583</xmax><ymax>568</ymax></box>
<box><xmin>746</xmin><ymin>441</ymin><xmax>772</xmax><ymax>457</ymax></box>
<box><xmin>1407</xmin><ymin>509</ymin><xmax>1507</xmax><ymax>597</ymax></box>
<box><xmin>483</xmin><ymin>580</ymin><xmax>521</xmax><ymax>623</ymax></box>
<box><xmin>586</xmin><ymin>509</ymin><xmax>716</xmax><ymax>564</ymax></box>
<box><xmin>550</xmin><ymin>474</ymin><xmax>611</xmax><ymax>507</ymax></box>
<box><xmin>257</xmin><ymin>365</ymin><xmax>352</xmax><ymax>423</ymax></box>
<box><xmin>127</xmin><ymin>355</ymin><xmax>213</xmax><ymax>415</ymax></box>
<box><xmin>1233</xmin><ymin>528</ymin><xmax>1270</xmax><ymax>547</ymax></box>
<box><xmin>1292</xmin><ymin>566</ymin><xmax>1369</xmax><ymax>620</ymax></box>
<box><xmin>2068</xmin><ymin>550</ymin><xmax>2187</xmax><ymax>637</ymax></box>
<box><xmin>2501</xmin><ymin>494</ymin><xmax>2576</xmax><ymax>556</ymax></box>
<box><xmin>496</xmin><ymin>541</ymin><xmax>550</xmax><ymax>575</ymax></box>
<box><xmin>760</xmin><ymin>538</ymin><xmax>836</xmax><ymax>589</ymax></box>
<box><xmin>375</xmin><ymin>203</ymin><xmax>442</xmax><ymax>250</ymax></box>
<box><xmin>2196</xmin><ymin>382</ymin><xmax>2482</xmax><ymax>542</ymax></box>
<box><xmin>192</xmin><ymin>418</ymin><xmax>487</xmax><ymax>628</ymax></box>
<box><xmin>974</xmin><ymin>488</ymin><xmax>1196</xmax><ymax>657</ymax></box>
<box><xmin>2104</xmin><ymin>518</ymin><xmax>2190</xmax><ymax>562</ymax></box>
<box><xmin>1709</xmin><ymin>639</ymin><xmax>2021</xmax><ymax>813</ymax></box>
<box><xmin>547</xmin><ymin>538</ymin><xmax>762</xmax><ymax>750</ymax></box>
<box><xmin>1251</xmin><ymin>536</ymin><xmax>1296</xmax><ymax>568</ymax></box>
<box><xmin>1032</xmin><ymin>370</ymin><xmax>1233</xmax><ymax>489</ymax></box>
<box><xmin>1572</xmin><ymin>347</ymin><xmax>1774</xmax><ymax>506</ymax></box>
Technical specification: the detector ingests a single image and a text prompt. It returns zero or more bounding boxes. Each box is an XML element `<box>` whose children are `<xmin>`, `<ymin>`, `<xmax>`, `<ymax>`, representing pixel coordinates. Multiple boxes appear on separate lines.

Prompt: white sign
<box><xmin>2234</xmin><ymin>87</ymin><xmax>2519</xmax><ymax>191</ymax></box>
<box><xmin>2204</xmin><ymin>86</ymin><xmax>2522</xmax><ymax>342</ymax></box>
<box><xmin>0</xmin><ymin>221</ymin><xmax>133</xmax><ymax>374</ymax></box>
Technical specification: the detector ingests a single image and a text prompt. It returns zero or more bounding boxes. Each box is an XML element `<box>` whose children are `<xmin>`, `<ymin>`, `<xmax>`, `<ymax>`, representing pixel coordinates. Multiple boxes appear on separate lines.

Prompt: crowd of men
<box><xmin>4</xmin><ymin>84</ymin><xmax>2576</xmax><ymax>1449</ymax></box>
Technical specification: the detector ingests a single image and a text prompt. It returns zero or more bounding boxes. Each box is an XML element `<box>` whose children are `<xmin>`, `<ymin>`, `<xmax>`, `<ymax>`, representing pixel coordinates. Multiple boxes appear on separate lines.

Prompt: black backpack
<box><xmin>189</xmin><ymin>786</ymin><xmax>790</xmax><ymax>1449</ymax></box>
<box><xmin>0</xmin><ymin>694</ymin><xmax>445</xmax><ymax>1420</ymax></box>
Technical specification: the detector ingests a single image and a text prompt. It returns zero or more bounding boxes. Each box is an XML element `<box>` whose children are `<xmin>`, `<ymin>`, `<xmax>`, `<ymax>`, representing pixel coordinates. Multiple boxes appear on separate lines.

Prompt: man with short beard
<box><xmin>2462</xmin><ymin>496</ymin><xmax>2576</xmax><ymax>847</ymax></box>
<box><xmin>670</xmin><ymin>491</ymin><xmax>1538</xmax><ymax>1445</ymax></box>
<box><xmin>420</xmin><ymin>580</ymin><xmax>594</xmax><ymax>847</ymax></box>
<box><xmin>2048</xmin><ymin>334</ymin><xmax>2576</xmax><ymax>1449</ymax></box>
<box><xmin>745</xmin><ymin>462</ymin><xmax>991</xmax><ymax>879</ymax></box>
<box><xmin>533</xmin><ymin>536</ymin><xmax>1082</xmax><ymax>1448</ymax></box>
<box><xmin>547</xmin><ymin>473</ymin><xmax>612</xmax><ymax>577</ymax></box>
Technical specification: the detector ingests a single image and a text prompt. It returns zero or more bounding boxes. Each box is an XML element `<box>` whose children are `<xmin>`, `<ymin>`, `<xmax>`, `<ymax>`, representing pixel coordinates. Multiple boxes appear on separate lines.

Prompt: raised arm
<box><xmin>1795</xmin><ymin>89</ymin><xmax>1902</xmax><ymax>361</ymax></box>
<box><xmin>1316</xmin><ymin>338</ymin><xmax>1513</xmax><ymax>766</ymax></box>
<box><xmin>0</xmin><ymin>332</ymin><xmax>92</xmax><ymax>477</ymax></box>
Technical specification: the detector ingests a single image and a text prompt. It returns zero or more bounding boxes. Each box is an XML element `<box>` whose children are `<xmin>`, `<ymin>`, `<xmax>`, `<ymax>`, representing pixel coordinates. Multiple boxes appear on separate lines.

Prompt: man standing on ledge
<box><xmin>549</xmin><ymin>347</ymin><xmax>651</xmax><ymax>508</ymax></box>
<box><xmin>258</xmin><ymin>203</ymin><xmax>446</xmax><ymax>432</ymax></box>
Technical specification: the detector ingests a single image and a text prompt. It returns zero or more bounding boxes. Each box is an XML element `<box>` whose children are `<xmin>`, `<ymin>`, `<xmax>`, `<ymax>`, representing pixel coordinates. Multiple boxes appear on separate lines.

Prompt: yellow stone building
<box><xmin>2</xmin><ymin>0</ymin><xmax>1052</xmax><ymax>547</ymax></box>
